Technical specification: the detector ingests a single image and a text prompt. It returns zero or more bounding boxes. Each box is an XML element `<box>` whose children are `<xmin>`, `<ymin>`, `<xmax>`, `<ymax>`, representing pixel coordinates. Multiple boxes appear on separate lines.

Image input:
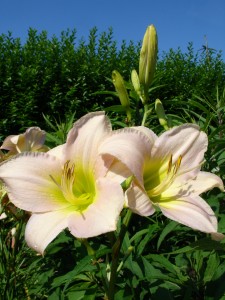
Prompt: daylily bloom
<box><xmin>99</xmin><ymin>124</ymin><xmax>224</xmax><ymax>239</ymax></box>
<box><xmin>1</xmin><ymin>127</ymin><xmax>49</xmax><ymax>157</ymax></box>
<box><xmin>0</xmin><ymin>112</ymin><xmax>145</xmax><ymax>254</ymax></box>
<box><xmin>0</xmin><ymin>212</ymin><xmax>7</xmax><ymax>220</ymax></box>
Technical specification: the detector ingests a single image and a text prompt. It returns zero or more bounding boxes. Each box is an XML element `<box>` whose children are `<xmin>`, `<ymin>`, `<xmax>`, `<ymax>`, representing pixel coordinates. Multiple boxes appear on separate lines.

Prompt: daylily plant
<box><xmin>0</xmin><ymin>112</ymin><xmax>146</xmax><ymax>254</ymax></box>
<box><xmin>99</xmin><ymin>123</ymin><xmax>224</xmax><ymax>239</ymax></box>
<box><xmin>0</xmin><ymin>126</ymin><xmax>49</xmax><ymax>157</ymax></box>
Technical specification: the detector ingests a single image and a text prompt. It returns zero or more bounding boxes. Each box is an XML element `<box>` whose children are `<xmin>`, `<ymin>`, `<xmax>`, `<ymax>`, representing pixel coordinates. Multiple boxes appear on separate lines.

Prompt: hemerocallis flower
<box><xmin>0</xmin><ymin>212</ymin><xmax>7</xmax><ymax>220</ymax></box>
<box><xmin>0</xmin><ymin>112</ymin><xmax>143</xmax><ymax>254</ymax></box>
<box><xmin>1</xmin><ymin>127</ymin><xmax>49</xmax><ymax>157</ymax></box>
<box><xmin>99</xmin><ymin>124</ymin><xmax>224</xmax><ymax>239</ymax></box>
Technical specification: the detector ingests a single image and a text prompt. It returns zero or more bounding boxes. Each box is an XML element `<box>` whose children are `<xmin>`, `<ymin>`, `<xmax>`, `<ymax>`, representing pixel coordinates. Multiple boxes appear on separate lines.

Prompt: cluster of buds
<box><xmin>112</xmin><ymin>24</ymin><xmax>160</xmax><ymax>125</ymax></box>
<box><xmin>130</xmin><ymin>25</ymin><xmax>158</xmax><ymax>105</ymax></box>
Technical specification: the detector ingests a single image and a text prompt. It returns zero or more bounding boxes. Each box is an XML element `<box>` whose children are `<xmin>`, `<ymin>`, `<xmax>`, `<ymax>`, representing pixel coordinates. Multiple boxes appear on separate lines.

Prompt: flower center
<box><xmin>51</xmin><ymin>161</ymin><xmax>95</xmax><ymax>211</ymax></box>
<box><xmin>144</xmin><ymin>155</ymin><xmax>182</xmax><ymax>201</ymax></box>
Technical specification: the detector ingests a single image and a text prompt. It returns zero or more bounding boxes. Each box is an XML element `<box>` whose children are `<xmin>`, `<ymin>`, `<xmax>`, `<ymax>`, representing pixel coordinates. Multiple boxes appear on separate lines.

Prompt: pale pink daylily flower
<box><xmin>0</xmin><ymin>212</ymin><xmax>7</xmax><ymax>220</ymax></box>
<box><xmin>99</xmin><ymin>124</ymin><xmax>224</xmax><ymax>239</ymax></box>
<box><xmin>1</xmin><ymin>127</ymin><xmax>49</xmax><ymax>156</ymax></box>
<box><xmin>0</xmin><ymin>112</ymin><xmax>147</xmax><ymax>254</ymax></box>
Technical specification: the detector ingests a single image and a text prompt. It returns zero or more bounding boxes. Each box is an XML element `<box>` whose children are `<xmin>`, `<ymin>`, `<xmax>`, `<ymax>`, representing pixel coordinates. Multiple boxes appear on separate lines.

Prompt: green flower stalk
<box><xmin>139</xmin><ymin>24</ymin><xmax>158</xmax><ymax>104</ymax></box>
<box><xmin>112</xmin><ymin>70</ymin><xmax>131</xmax><ymax>122</ymax></box>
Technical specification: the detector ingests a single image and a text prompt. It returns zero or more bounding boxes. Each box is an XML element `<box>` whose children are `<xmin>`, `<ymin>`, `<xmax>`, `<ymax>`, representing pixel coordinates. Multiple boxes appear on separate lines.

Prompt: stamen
<box><xmin>173</xmin><ymin>155</ymin><xmax>182</xmax><ymax>175</ymax></box>
<box><xmin>49</xmin><ymin>174</ymin><xmax>62</xmax><ymax>190</ymax></box>
<box><xmin>167</xmin><ymin>154</ymin><xmax>173</xmax><ymax>174</ymax></box>
<box><xmin>147</xmin><ymin>155</ymin><xmax>182</xmax><ymax>198</ymax></box>
<box><xmin>61</xmin><ymin>161</ymin><xmax>76</xmax><ymax>201</ymax></box>
<box><xmin>49</xmin><ymin>160</ymin><xmax>94</xmax><ymax>210</ymax></box>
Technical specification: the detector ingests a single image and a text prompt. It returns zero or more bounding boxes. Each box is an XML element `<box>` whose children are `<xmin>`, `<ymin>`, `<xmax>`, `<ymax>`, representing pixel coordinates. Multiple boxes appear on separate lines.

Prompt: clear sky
<box><xmin>1</xmin><ymin>0</ymin><xmax>225</xmax><ymax>59</ymax></box>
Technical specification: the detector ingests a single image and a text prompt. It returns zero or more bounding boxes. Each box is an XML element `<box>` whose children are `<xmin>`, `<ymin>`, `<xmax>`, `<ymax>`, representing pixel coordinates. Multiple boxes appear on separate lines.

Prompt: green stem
<box><xmin>81</xmin><ymin>239</ymin><xmax>109</xmax><ymax>295</ymax></box>
<box><xmin>108</xmin><ymin>209</ymin><xmax>133</xmax><ymax>300</ymax></box>
<box><xmin>141</xmin><ymin>104</ymin><xmax>150</xmax><ymax>126</ymax></box>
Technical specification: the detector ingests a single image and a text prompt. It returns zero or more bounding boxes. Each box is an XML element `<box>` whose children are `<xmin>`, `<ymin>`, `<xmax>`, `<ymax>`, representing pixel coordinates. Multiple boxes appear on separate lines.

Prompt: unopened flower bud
<box><xmin>112</xmin><ymin>70</ymin><xmax>131</xmax><ymax>122</ymax></box>
<box><xmin>131</xmin><ymin>69</ymin><xmax>142</xmax><ymax>99</ymax></box>
<box><xmin>139</xmin><ymin>25</ymin><xmax>158</xmax><ymax>103</ymax></box>
<box><xmin>155</xmin><ymin>99</ymin><xmax>168</xmax><ymax>129</ymax></box>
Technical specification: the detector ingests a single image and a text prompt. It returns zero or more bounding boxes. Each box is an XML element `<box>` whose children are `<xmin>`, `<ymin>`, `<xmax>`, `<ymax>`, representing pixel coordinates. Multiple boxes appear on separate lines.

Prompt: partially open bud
<box><xmin>112</xmin><ymin>70</ymin><xmax>131</xmax><ymax>122</ymax></box>
<box><xmin>139</xmin><ymin>25</ymin><xmax>158</xmax><ymax>103</ymax></box>
<box><xmin>155</xmin><ymin>99</ymin><xmax>168</xmax><ymax>130</ymax></box>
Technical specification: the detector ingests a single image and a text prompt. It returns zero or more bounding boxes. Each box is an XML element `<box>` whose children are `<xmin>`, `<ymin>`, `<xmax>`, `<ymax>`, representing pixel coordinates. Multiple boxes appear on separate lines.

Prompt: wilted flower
<box><xmin>100</xmin><ymin>124</ymin><xmax>224</xmax><ymax>239</ymax></box>
<box><xmin>0</xmin><ymin>112</ymin><xmax>145</xmax><ymax>254</ymax></box>
<box><xmin>1</xmin><ymin>127</ymin><xmax>49</xmax><ymax>157</ymax></box>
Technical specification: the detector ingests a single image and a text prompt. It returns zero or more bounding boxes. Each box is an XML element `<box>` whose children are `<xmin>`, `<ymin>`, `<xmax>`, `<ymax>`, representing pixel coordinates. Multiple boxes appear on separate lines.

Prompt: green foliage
<box><xmin>0</xmin><ymin>27</ymin><xmax>140</xmax><ymax>138</ymax></box>
<box><xmin>0</xmin><ymin>27</ymin><xmax>225</xmax><ymax>300</ymax></box>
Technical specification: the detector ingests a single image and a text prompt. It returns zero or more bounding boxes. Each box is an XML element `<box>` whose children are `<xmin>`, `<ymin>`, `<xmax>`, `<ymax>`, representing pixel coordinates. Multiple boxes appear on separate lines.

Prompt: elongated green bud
<box><xmin>131</xmin><ymin>69</ymin><xmax>142</xmax><ymax>99</ymax></box>
<box><xmin>112</xmin><ymin>70</ymin><xmax>130</xmax><ymax>108</ymax></box>
<box><xmin>139</xmin><ymin>25</ymin><xmax>158</xmax><ymax>103</ymax></box>
<box><xmin>155</xmin><ymin>99</ymin><xmax>168</xmax><ymax>130</ymax></box>
<box><xmin>112</xmin><ymin>70</ymin><xmax>131</xmax><ymax>122</ymax></box>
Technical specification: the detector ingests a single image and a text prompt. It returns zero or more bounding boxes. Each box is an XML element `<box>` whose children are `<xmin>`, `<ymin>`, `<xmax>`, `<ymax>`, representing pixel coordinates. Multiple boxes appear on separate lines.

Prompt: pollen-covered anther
<box><xmin>61</xmin><ymin>160</ymin><xmax>76</xmax><ymax>202</ymax></box>
<box><xmin>147</xmin><ymin>155</ymin><xmax>183</xmax><ymax>198</ymax></box>
<box><xmin>167</xmin><ymin>155</ymin><xmax>182</xmax><ymax>175</ymax></box>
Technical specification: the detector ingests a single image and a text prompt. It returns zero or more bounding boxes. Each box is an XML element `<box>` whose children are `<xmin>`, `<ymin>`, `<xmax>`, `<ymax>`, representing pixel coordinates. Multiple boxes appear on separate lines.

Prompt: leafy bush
<box><xmin>1</xmin><ymin>28</ymin><xmax>224</xmax><ymax>141</ymax></box>
<box><xmin>0</xmin><ymin>27</ymin><xmax>140</xmax><ymax>139</ymax></box>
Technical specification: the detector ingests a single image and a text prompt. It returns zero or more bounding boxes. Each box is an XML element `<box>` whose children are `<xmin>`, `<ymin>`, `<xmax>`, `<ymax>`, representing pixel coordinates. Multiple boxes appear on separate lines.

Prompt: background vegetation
<box><xmin>0</xmin><ymin>27</ymin><xmax>225</xmax><ymax>299</ymax></box>
<box><xmin>0</xmin><ymin>27</ymin><xmax>224</xmax><ymax>138</ymax></box>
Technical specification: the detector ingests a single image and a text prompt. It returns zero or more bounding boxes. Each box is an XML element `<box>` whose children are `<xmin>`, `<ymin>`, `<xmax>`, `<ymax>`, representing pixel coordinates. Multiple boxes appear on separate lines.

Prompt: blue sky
<box><xmin>1</xmin><ymin>0</ymin><xmax>225</xmax><ymax>59</ymax></box>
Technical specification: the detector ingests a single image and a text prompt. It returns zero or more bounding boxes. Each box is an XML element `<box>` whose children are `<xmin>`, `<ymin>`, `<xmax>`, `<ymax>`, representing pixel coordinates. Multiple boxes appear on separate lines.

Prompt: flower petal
<box><xmin>94</xmin><ymin>154</ymin><xmax>115</xmax><ymax>178</ymax></box>
<box><xmin>65</xmin><ymin>112</ymin><xmax>111</xmax><ymax>168</ymax></box>
<box><xmin>1</xmin><ymin>135</ymin><xmax>18</xmax><ymax>152</ymax></box>
<box><xmin>187</xmin><ymin>171</ymin><xmax>224</xmax><ymax>194</ymax></box>
<box><xmin>126</xmin><ymin>185</ymin><xmax>155</xmax><ymax>216</ymax></box>
<box><xmin>164</xmin><ymin>171</ymin><xmax>224</xmax><ymax>198</ymax></box>
<box><xmin>24</xmin><ymin>127</ymin><xmax>46</xmax><ymax>151</ymax></box>
<box><xmin>132</xmin><ymin>126</ymin><xmax>157</xmax><ymax>143</ymax></box>
<box><xmin>48</xmin><ymin>144</ymin><xmax>65</xmax><ymax>159</ymax></box>
<box><xmin>68</xmin><ymin>177</ymin><xmax>124</xmax><ymax>238</ymax></box>
<box><xmin>104</xmin><ymin>159</ymin><xmax>132</xmax><ymax>184</ymax></box>
<box><xmin>0</xmin><ymin>152</ymin><xmax>68</xmax><ymax>212</ymax></box>
<box><xmin>158</xmin><ymin>195</ymin><xmax>218</xmax><ymax>234</ymax></box>
<box><xmin>25</xmin><ymin>208</ymin><xmax>73</xmax><ymax>254</ymax></box>
<box><xmin>99</xmin><ymin>128</ymin><xmax>152</xmax><ymax>184</ymax></box>
<box><xmin>152</xmin><ymin>124</ymin><xmax>208</xmax><ymax>180</ymax></box>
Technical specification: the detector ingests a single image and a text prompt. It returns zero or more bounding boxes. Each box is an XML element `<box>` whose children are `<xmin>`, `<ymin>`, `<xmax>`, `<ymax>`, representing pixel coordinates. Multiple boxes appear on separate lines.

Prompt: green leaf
<box><xmin>104</xmin><ymin>105</ymin><xmax>127</xmax><ymax>112</ymax></box>
<box><xmin>141</xmin><ymin>256</ymin><xmax>162</xmax><ymax>278</ymax></box>
<box><xmin>136</xmin><ymin>228</ymin><xmax>156</xmax><ymax>256</ymax></box>
<box><xmin>167</xmin><ymin>238</ymin><xmax>225</xmax><ymax>255</ymax></box>
<box><xmin>145</xmin><ymin>254</ymin><xmax>187</xmax><ymax>282</ymax></box>
<box><xmin>157</xmin><ymin>221</ymin><xmax>178</xmax><ymax>250</ymax></box>
<box><xmin>203</xmin><ymin>251</ymin><xmax>220</xmax><ymax>284</ymax></box>
<box><xmin>51</xmin><ymin>255</ymin><xmax>94</xmax><ymax>288</ymax></box>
